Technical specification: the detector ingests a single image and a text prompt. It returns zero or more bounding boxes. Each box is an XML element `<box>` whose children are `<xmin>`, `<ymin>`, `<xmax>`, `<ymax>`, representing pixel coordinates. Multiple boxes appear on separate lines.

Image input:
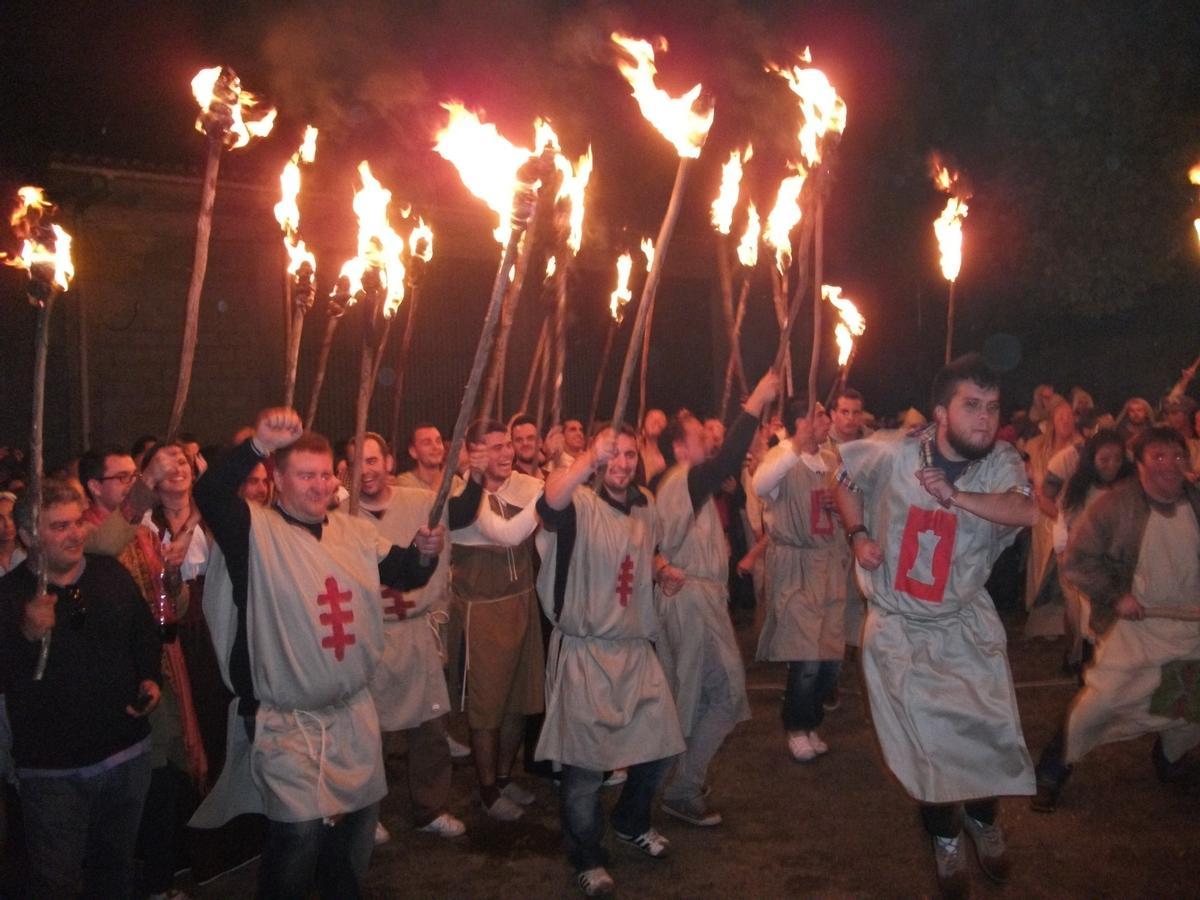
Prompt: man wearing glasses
<box><xmin>0</xmin><ymin>479</ymin><xmax>162</xmax><ymax>898</ymax></box>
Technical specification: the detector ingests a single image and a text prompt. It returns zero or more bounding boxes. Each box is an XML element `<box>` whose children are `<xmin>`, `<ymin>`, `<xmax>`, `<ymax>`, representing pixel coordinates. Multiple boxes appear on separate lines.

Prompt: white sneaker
<box><xmin>788</xmin><ymin>732</ymin><xmax>818</xmax><ymax>762</ymax></box>
<box><xmin>483</xmin><ymin>793</ymin><xmax>524</xmax><ymax>821</ymax></box>
<box><xmin>447</xmin><ymin>735</ymin><xmax>472</xmax><ymax>758</ymax></box>
<box><xmin>602</xmin><ymin>768</ymin><xmax>628</xmax><ymax>786</ymax></box>
<box><xmin>418</xmin><ymin>812</ymin><xmax>466</xmax><ymax>838</ymax></box>
<box><xmin>374</xmin><ymin>822</ymin><xmax>392</xmax><ymax>845</ymax></box>
<box><xmin>808</xmin><ymin>731</ymin><xmax>828</xmax><ymax>754</ymax></box>
<box><xmin>500</xmin><ymin>780</ymin><xmax>536</xmax><ymax>806</ymax></box>
<box><xmin>577</xmin><ymin>866</ymin><xmax>615</xmax><ymax>896</ymax></box>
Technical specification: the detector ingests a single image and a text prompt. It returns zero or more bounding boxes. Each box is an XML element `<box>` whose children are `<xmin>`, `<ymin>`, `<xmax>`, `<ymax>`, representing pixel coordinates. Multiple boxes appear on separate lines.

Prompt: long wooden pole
<box><xmin>30</xmin><ymin>286</ymin><xmax>61</xmax><ymax>680</ymax></box>
<box><xmin>388</xmin><ymin>282</ymin><xmax>421</xmax><ymax>455</ymax></box>
<box><xmin>550</xmin><ymin>260</ymin><xmax>569</xmax><ymax>427</ymax></box>
<box><xmin>612</xmin><ymin>158</ymin><xmax>693</xmax><ymax>435</ymax></box>
<box><xmin>520</xmin><ymin>318</ymin><xmax>550</xmax><ymax>415</ymax></box>
<box><xmin>426</xmin><ymin>158</ymin><xmax>547</xmax><ymax>535</ymax></box>
<box><xmin>806</xmin><ymin>195</ymin><xmax>824</xmax><ymax>415</ymax></box>
<box><xmin>481</xmin><ymin>194</ymin><xmax>545</xmax><ymax>423</ymax></box>
<box><xmin>77</xmin><ymin>286</ymin><xmax>90</xmax><ymax>445</ymax></box>
<box><xmin>282</xmin><ymin>265</ymin><xmax>314</xmax><ymax>409</ymax></box>
<box><xmin>588</xmin><ymin>319</ymin><xmax>617</xmax><ymax>429</ymax></box>
<box><xmin>944</xmin><ymin>278</ymin><xmax>957</xmax><ymax>364</ymax></box>
<box><xmin>348</xmin><ymin>275</ymin><xmax>383</xmax><ymax>516</ymax></box>
<box><xmin>167</xmin><ymin>137</ymin><xmax>223</xmax><ymax>438</ymax></box>
<box><xmin>719</xmin><ymin>279</ymin><xmax>751</xmax><ymax>420</ymax></box>
<box><xmin>304</xmin><ymin>299</ymin><xmax>347</xmax><ymax>431</ymax></box>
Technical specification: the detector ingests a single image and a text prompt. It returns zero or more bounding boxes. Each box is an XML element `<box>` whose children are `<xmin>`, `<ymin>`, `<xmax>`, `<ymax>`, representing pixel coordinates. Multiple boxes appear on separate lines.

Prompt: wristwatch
<box><xmin>845</xmin><ymin>524</ymin><xmax>869</xmax><ymax>543</ymax></box>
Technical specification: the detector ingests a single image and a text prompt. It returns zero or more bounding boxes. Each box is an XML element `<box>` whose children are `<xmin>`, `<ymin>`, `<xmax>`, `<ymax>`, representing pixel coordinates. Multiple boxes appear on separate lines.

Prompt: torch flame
<box><xmin>1190</xmin><ymin>162</ymin><xmax>1200</xmax><ymax>245</ymax></box>
<box><xmin>931</xmin><ymin>161</ymin><xmax>969</xmax><ymax>283</ymax></box>
<box><xmin>5</xmin><ymin>186</ymin><xmax>74</xmax><ymax>291</ymax></box>
<box><xmin>545</xmin><ymin>256</ymin><xmax>557</xmax><ymax>280</ymax></box>
<box><xmin>934</xmin><ymin>196</ymin><xmax>968</xmax><ymax>282</ymax></box>
<box><xmin>770</xmin><ymin>53</ymin><xmax>847</xmax><ymax>167</ymax></box>
<box><xmin>556</xmin><ymin>147</ymin><xmax>593</xmax><ymax>254</ymax></box>
<box><xmin>823</xmin><ymin>285</ymin><xmax>865</xmax><ymax>367</ymax></box>
<box><xmin>434</xmin><ymin>102</ymin><xmax>536</xmax><ymax>246</ymax></box>
<box><xmin>611</xmin><ymin>33</ymin><xmax>714</xmax><ymax>159</ymax></box>
<box><xmin>610</xmin><ymin>252</ymin><xmax>634</xmax><ymax>323</ymax></box>
<box><xmin>711</xmin><ymin>146</ymin><xmax>752</xmax><ymax>235</ymax></box>
<box><xmin>408</xmin><ymin>217</ymin><xmax>433</xmax><ymax>264</ymax></box>
<box><xmin>736</xmin><ymin>203</ymin><xmax>761</xmax><ymax>269</ymax></box>
<box><xmin>763</xmin><ymin>170</ymin><xmax>807</xmax><ymax>274</ymax></box>
<box><xmin>350</xmin><ymin>161</ymin><xmax>406</xmax><ymax>316</ymax></box>
<box><xmin>190</xmin><ymin>66</ymin><xmax>275</xmax><ymax>150</ymax></box>
<box><xmin>273</xmin><ymin>129</ymin><xmax>318</xmax><ymax>276</ymax></box>
<box><xmin>640</xmin><ymin>237</ymin><xmax>655</xmax><ymax>273</ymax></box>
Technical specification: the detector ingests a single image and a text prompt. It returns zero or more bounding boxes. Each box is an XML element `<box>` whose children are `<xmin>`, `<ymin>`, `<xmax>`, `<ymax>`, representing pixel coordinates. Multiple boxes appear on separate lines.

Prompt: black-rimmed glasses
<box><xmin>98</xmin><ymin>472</ymin><xmax>138</xmax><ymax>484</ymax></box>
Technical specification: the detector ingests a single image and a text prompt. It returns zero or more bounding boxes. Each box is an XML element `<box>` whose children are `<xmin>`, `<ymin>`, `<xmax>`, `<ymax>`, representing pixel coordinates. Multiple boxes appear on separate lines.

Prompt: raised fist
<box><xmin>255</xmin><ymin>408</ymin><xmax>303</xmax><ymax>453</ymax></box>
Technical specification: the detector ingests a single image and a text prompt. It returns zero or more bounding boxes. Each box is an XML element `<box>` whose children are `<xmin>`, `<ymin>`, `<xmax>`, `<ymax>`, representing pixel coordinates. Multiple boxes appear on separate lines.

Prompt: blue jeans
<box><xmin>19</xmin><ymin>748</ymin><xmax>152</xmax><ymax>899</ymax></box>
<box><xmin>560</xmin><ymin>756</ymin><xmax>674</xmax><ymax>872</ymax></box>
<box><xmin>782</xmin><ymin>660</ymin><xmax>841</xmax><ymax>732</ymax></box>
<box><xmin>256</xmin><ymin>801</ymin><xmax>379</xmax><ymax>900</ymax></box>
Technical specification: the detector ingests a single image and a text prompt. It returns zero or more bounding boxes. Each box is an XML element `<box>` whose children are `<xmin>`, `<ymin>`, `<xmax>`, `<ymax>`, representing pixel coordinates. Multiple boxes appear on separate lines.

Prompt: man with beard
<box><xmin>349</xmin><ymin>433</ymin><xmax>464</xmax><ymax>840</ymax></box>
<box><xmin>1033</xmin><ymin>426</ymin><xmax>1200</xmax><ymax>811</ymax></box>
<box><xmin>534</xmin><ymin>426</ymin><xmax>685</xmax><ymax>897</ymax></box>
<box><xmin>510</xmin><ymin>414</ymin><xmax>547</xmax><ymax>480</ymax></box>
<box><xmin>447</xmin><ymin>419</ymin><xmax>544</xmax><ymax>821</ymax></box>
<box><xmin>835</xmin><ymin>354</ymin><xmax>1038</xmax><ymax>898</ymax></box>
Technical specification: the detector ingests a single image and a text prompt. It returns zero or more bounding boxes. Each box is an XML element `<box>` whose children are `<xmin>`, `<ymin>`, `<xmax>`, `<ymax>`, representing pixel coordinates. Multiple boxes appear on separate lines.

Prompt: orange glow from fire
<box><xmin>611</xmin><ymin>33</ymin><xmax>714</xmax><ymax>159</ymax></box>
<box><xmin>190</xmin><ymin>66</ymin><xmax>275</xmax><ymax>149</ymax></box>
<box><xmin>4</xmin><ymin>186</ymin><xmax>74</xmax><ymax>291</ymax></box>
<box><xmin>711</xmin><ymin>146</ymin><xmax>752</xmax><ymax>235</ymax></box>
<box><xmin>763</xmin><ymin>170</ymin><xmax>807</xmax><ymax>274</ymax></box>
<box><xmin>610</xmin><ymin>252</ymin><xmax>633</xmax><ymax>323</ymax></box>
<box><xmin>736</xmin><ymin>203</ymin><xmax>761</xmax><ymax>269</ymax></box>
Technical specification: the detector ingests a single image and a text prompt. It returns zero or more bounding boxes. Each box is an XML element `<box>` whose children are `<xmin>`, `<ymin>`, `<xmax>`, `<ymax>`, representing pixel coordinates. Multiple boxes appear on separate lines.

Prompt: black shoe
<box><xmin>1151</xmin><ymin>737</ymin><xmax>1196</xmax><ymax>785</ymax></box>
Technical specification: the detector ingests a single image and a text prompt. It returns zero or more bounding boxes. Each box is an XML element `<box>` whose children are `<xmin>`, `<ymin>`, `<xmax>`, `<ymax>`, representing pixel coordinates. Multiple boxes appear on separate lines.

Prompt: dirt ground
<box><xmin>6</xmin><ymin>605</ymin><xmax>1200</xmax><ymax>898</ymax></box>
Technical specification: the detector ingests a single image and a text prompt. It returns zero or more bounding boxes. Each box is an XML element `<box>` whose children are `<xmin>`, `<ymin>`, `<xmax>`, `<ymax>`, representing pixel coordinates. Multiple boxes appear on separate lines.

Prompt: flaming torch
<box><xmin>387</xmin><ymin>217</ymin><xmax>434</xmax><ymax>454</ymax></box>
<box><xmin>719</xmin><ymin>204</ymin><xmax>760</xmax><ymax>419</ymax></box>
<box><xmin>341</xmin><ymin>163</ymin><xmax>407</xmax><ymax>516</ymax></box>
<box><xmin>5</xmin><ymin>187</ymin><xmax>75</xmax><ymax>679</ymax></box>
<box><xmin>550</xmin><ymin>143</ymin><xmax>593</xmax><ymax>427</ymax></box>
<box><xmin>711</xmin><ymin>146</ymin><xmax>753</xmax><ymax>413</ymax></box>
<box><xmin>610</xmin><ymin>32</ymin><xmax>714</xmax><ymax>433</ymax></box>
<box><xmin>763</xmin><ymin>169</ymin><xmax>808</xmax><ymax>396</ymax></box>
<box><xmin>589</xmin><ymin>251</ymin><xmax>635</xmax><ymax>427</ymax></box>
<box><xmin>276</xmin><ymin>126</ymin><xmax>318</xmax><ymax>408</ymax></box>
<box><xmin>821</xmin><ymin>285</ymin><xmax>866</xmax><ymax>405</ymax></box>
<box><xmin>436</xmin><ymin>103</ymin><xmax>549</xmax><ymax>421</ymax></box>
<box><xmin>931</xmin><ymin>158</ymin><xmax>970</xmax><ymax>363</ymax></box>
<box><xmin>426</xmin><ymin>109</ymin><xmax>553</xmax><ymax>541</ymax></box>
<box><xmin>770</xmin><ymin>51</ymin><xmax>847</xmax><ymax>415</ymax></box>
<box><xmin>168</xmin><ymin>66</ymin><xmax>274</xmax><ymax>437</ymax></box>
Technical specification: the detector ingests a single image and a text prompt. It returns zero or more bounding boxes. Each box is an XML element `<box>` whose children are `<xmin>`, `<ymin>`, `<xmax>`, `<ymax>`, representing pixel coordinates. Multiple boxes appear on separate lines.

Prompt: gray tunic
<box><xmin>360</xmin><ymin>486</ymin><xmax>452</xmax><ymax>732</ymax></box>
<box><xmin>840</xmin><ymin>429</ymin><xmax>1035</xmax><ymax>803</ymax></box>
<box><xmin>654</xmin><ymin>464</ymin><xmax>750</xmax><ymax>737</ymax></box>
<box><xmin>534</xmin><ymin>487</ymin><xmax>685</xmax><ymax>770</ymax></box>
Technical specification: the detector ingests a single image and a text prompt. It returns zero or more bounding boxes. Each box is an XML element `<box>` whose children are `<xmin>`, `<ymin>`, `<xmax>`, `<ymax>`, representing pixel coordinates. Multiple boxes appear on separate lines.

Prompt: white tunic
<box><xmin>840</xmin><ymin>430</ymin><xmax>1035</xmax><ymax>803</ymax></box>
<box><xmin>191</xmin><ymin>505</ymin><xmax>388</xmax><ymax>825</ymax></box>
<box><xmin>534</xmin><ymin>488</ymin><xmax>685</xmax><ymax>770</ymax></box>
<box><xmin>360</xmin><ymin>486</ymin><xmax>452</xmax><ymax>732</ymax></box>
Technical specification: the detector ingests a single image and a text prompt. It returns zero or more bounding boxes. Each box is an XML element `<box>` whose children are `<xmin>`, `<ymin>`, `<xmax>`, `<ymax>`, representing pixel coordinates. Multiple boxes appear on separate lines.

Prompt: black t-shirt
<box><xmin>0</xmin><ymin>554</ymin><xmax>161</xmax><ymax>769</ymax></box>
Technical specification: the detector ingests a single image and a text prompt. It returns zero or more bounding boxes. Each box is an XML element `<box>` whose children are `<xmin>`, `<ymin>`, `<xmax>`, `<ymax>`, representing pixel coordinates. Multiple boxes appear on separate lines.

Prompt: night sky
<box><xmin>4</xmin><ymin>0</ymin><xmax>1200</xmax><ymax>419</ymax></box>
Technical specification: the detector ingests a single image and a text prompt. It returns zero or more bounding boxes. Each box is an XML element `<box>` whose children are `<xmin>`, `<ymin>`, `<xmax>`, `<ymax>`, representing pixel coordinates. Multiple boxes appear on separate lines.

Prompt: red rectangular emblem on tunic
<box><xmin>810</xmin><ymin>488</ymin><xmax>835</xmax><ymax>536</ymax></box>
<box><xmin>894</xmin><ymin>506</ymin><xmax>957</xmax><ymax>603</ymax></box>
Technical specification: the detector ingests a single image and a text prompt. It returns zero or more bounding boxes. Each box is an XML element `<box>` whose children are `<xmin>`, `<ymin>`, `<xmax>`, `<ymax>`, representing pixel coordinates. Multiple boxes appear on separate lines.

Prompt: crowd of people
<box><xmin>1</xmin><ymin>352</ymin><xmax>1199</xmax><ymax>899</ymax></box>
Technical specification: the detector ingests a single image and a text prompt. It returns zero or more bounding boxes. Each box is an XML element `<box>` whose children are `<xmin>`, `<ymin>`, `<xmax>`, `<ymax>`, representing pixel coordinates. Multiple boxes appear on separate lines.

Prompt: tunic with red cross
<box><xmin>382</xmin><ymin>587</ymin><xmax>416</xmax><ymax>621</ymax></box>
<box><xmin>316</xmin><ymin>576</ymin><xmax>357</xmax><ymax>661</ymax></box>
<box><xmin>615</xmin><ymin>554</ymin><xmax>635</xmax><ymax>608</ymax></box>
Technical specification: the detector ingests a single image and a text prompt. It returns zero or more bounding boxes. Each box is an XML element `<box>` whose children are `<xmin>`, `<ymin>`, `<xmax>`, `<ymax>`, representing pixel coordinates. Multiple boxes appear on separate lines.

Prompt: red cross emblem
<box><xmin>316</xmin><ymin>576</ymin><xmax>357</xmax><ymax>661</ymax></box>
<box><xmin>894</xmin><ymin>506</ymin><xmax>957</xmax><ymax>603</ymax></box>
<box><xmin>810</xmin><ymin>488</ymin><xmax>835</xmax><ymax>536</ymax></box>
<box><xmin>615</xmin><ymin>554</ymin><xmax>635</xmax><ymax>608</ymax></box>
<box><xmin>382</xmin><ymin>587</ymin><xmax>416</xmax><ymax>621</ymax></box>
